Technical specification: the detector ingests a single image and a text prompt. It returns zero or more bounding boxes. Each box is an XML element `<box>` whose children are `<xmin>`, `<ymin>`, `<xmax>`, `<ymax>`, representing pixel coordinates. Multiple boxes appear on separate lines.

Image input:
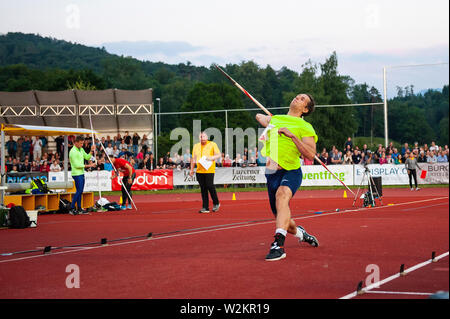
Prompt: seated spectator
<box><xmin>361</xmin><ymin>144</ymin><xmax>370</xmax><ymax>155</ymax></box>
<box><xmin>379</xmin><ymin>152</ymin><xmax>387</xmax><ymax>165</ymax></box>
<box><xmin>344</xmin><ymin>144</ymin><xmax>352</xmax><ymax>155</ymax></box>
<box><xmin>140</xmin><ymin>153</ymin><xmax>156</xmax><ymax>171</ymax></box>
<box><xmin>395</xmin><ymin>154</ymin><xmax>403</xmax><ymax>164</ymax></box>
<box><xmin>241</xmin><ymin>155</ymin><xmax>249</xmax><ymax>168</ymax></box>
<box><xmin>166</xmin><ymin>157</ymin><xmax>176</xmax><ymax>169</ymax></box>
<box><xmin>95</xmin><ymin>156</ymin><xmax>105</xmax><ymax>171</ymax></box>
<box><xmin>157</xmin><ymin>157</ymin><xmax>166</xmax><ymax>169</ymax></box>
<box><xmin>40</xmin><ymin>161</ymin><xmax>50</xmax><ymax>172</ymax></box>
<box><xmin>5</xmin><ymin>157</ymin><xmax>13</xmax><ymax>171</ymax></box>
<box><xmin>417</xmin><ymin>151</ymin><xmax>427</xmax><ymax>163</ymax></box>
<box><xmin>401</xmin><ymin>143</ymin><xmax>410</xmax><ymax>156</ymax></box>
<box><xmin>10</xmin><ymin>165</ymin><xmax>19</xmax><ymax>173</ymax></box>
<box><xmin>175</xmin><ymin>154</ymin><xmax>185</xmax><ymax>169</ymax></box>
<box><xmin>391</xmin><ymin>148</ymin><xmax>399</xmax><ymax>161</ymax></box>
<box><xmin>19</xmin><ymin>159</ymin><xmax>32</xmax><ymax>172</ymax></box>
<box><xmin>343</xmin><ymin>151</ymin><xmax>353</xmax><ymax>165</ymax></box>
<box><xmin>234</xmin><ymin>154</ymin><xmax>243</xmax><ymax>167</ymax></box>
<box><xmin>427</xmin><ymin>150</ymin><xmax>437</xmax><ymax>163</ymax></box>
<box><xmin>319</xmin><ymin>151</ymin><xmax>331</xmax><ymax>165</ymax></box>
<box><xmin>386</xmin><ymin>154</ymin><xmax>394</xmax><ymax>164</ymax></box>
<box><xmin>112</xmin><ymin>146</ymin><xmax>120</xmax><ymax>158</ymax></box>
<box><xmin>105</xmin><ymin>143</ymin><xmax>114</xmax><ymax>157</ymax></box>
<box><xmin>50</xmin><ymin>159</ymin><xmax>62</xmax><ymax>172</ymax></box>
<box><xmin>31</xmin><ymin>160</ymin><xmax>40</xmax><ymax>172</ymax></box>
<box><xmin>331</xmin><ymin>149</ymin><xmax>342</xmax><ymax>165</ymax></box>
<box><xmin>352</xmin><ymin>149</ymin><xmax>361</xmax><ymax>164</ymax></box>
<box><xmin>222</xmin><ymin>154</ymin><xmax>233</xmax><ymax>167</ymax></box>
<box><xmin>437</xmin><ymin>151</ymin><xmax>448</xmax><ymax>163</ymax></box>
<box><xmin>365</xmin><ymin>151</ymin><xmax>373</xmax><ymax>164</ymax></box>
<box><xmin>248</xmin><ymin>156</ymin><xmax>258</xmax><ymax>167</ymax></box>
<box><xmin>429</xmin><ymin>141</ymin><xmax>439</xmax><ymax>153</ymax></box>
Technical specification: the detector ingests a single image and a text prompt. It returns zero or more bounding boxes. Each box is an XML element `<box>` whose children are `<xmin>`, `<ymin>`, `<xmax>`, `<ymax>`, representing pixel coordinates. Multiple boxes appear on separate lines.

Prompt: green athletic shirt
<box><xmin>69</xmin><ymin>146</ymin><xmax>92</xmax><ymax>176</ymax></box>
<box><xmin>261</xmin><ymin>115</ymin><xmax>318</xmax><ymax>170</ymax></box>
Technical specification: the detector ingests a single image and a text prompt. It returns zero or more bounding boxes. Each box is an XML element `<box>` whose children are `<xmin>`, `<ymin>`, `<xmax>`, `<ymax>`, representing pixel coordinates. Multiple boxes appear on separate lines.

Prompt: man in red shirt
<box><xmin>110</xmin><ymin>157</ymin><xmax>136</xmax><ymax>210</ymax></box>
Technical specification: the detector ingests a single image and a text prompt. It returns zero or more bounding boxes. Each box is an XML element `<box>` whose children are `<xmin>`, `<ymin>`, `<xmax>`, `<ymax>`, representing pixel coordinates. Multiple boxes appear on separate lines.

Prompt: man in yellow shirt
<box><xmin>189</xmin><ymin>132</ymin><xmax>221</xmax><ymax>213</ymax></box>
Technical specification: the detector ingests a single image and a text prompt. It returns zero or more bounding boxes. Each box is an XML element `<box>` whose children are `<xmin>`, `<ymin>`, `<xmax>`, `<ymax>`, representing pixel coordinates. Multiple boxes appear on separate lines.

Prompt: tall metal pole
<box><xmin>64</xmin><ymin>135</ymin><xmax>69</xmax><ymax>186</ymax></box>
<box><xmin>225</xmin><ymin>110</ymin><xmax>228</xmax><ymax>156</ymax></box>
<box><xmin>1</xmin><ymin>128</ymin><xmax>6</xmax><ymax>205</ymax></box>
<box><xmin>154</xmin><ymin>111</ymin><xmax>158</xmax><ymax>163</ymax></box>
<box><xmin>383</xmin><ymin>67</ymin><xmax>388</xmax><ymax>148</ymax></box>
<box><xmin>156</xmin><ymin>98</ymin><xmax>161</xmax><ymax>136</ymax></box>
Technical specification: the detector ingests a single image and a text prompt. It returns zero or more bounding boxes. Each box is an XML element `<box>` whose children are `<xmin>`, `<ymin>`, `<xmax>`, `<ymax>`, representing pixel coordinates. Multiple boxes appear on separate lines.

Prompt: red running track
<box><xmin>0</xmin><ymin>187</ymin><xmax>448</xmax><ymax>299</ymax></box>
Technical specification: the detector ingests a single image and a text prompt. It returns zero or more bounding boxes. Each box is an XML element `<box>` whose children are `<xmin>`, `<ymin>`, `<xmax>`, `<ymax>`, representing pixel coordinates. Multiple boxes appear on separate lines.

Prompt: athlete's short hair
<box><xmin>303</xmin><ymin>94</ymin><xmax>315</xmax><ymax>117</ymax></box>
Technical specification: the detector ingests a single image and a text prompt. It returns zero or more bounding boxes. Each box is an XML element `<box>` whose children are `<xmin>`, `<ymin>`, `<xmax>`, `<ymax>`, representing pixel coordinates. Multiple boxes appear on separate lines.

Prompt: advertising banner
<box><xmin>6</xmin><ymin>172</ymin><xmax>49</xmax><ymax>183</ymax></box>
<box><xmin>49</xmin><ymin>170</ymin><xmax>112</xmax><ymax>192</ymax></box>
<box><xmin>111</xmin><ymin>169</ymin><xmax>173</xmax><ymax>191</ymax></box>
<box><xmin>47</xmin><ymin>163</ymin><xmax>448</xmax><ymax>190</ymax></box>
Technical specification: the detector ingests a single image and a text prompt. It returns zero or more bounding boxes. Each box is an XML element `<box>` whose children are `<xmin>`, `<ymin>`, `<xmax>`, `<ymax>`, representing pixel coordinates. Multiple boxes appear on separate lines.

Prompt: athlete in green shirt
<box><xmin>69</xmin><ymin>135</ymin><xmax>96</xmax><ymax>214</ymax></box>
<box><xmin>256</xmin><ymin>93</ymin><xmax>320</xmax><ymax>261</ymax></box>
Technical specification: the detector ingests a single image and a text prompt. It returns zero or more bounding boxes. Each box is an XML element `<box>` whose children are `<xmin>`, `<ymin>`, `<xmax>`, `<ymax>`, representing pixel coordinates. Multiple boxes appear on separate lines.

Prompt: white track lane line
<box><xmin>0</xmin><ymin>196</ymin><xmax>448</xmax><ymax>265</ymax></box>
<box><xmin>365</xmin><ymin>291</ymin><xmax>433</xmax><ymax>296</ymax></box>
<box><xmin>339</xmin><ymin>251</ymin><xmax>449</xmax><ymax>299</ymax></box>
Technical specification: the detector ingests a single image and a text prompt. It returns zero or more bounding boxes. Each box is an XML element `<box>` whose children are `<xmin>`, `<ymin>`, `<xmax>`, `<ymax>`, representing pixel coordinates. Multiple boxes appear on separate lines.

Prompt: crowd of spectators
<box><xmin>3</xmin><ymin>133</ymin><xmax>449</xmax><ymax>174</ymax></box>
<box><xmin>312</xmin><ymin>137</ymin><xmax>449</xmax><ymax>167</ymax></box>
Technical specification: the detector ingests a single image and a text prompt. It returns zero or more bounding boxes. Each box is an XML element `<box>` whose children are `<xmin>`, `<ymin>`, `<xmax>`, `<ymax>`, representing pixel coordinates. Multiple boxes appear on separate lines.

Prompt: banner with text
<box><xmin>7</xmin><ymin>172</ymin><xmax>49</xmax><ymax>184</ymax></box>
<box><xmin>49</xmin><ymin>171</ymin><xmax>112</xmax><ymax>192</ymax></box>
<box><xmin>47</xmin><ymin>163</ymin><xmax>448</xmax><ymax>190</ymax></box>
<box><xmin>111</xmin><ymin>169</ymin><xmax>173</xmax><ymax>191</ymax></box>
<box><xmin>173</xmin><ymin>165</ymin><xmax>354</xmax><ymax>186</ymax></box>
<box><xmin>354</xmin><ymin>163</ymin><xmax>449</xmax><ymax>185</ymax></box>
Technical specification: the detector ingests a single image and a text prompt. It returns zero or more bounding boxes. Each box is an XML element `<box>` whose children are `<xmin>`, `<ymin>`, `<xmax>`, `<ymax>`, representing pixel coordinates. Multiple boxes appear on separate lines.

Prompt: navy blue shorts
<box><xmin>265</xmin><ymin>167</ymin><xmax>303</xmax><ymax>216</ymax></box>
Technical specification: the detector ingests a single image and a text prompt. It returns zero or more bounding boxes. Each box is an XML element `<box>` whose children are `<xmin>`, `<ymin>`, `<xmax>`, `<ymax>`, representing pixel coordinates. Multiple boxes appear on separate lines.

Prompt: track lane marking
<box><xmin>339</xmin><ymin>251</ymin><xmax>449</xmax><ymax>299</ymax></box>
<box><xmin>0</xmin><ymin>196</ymin><xmax>448</xmax><ymax>264</ymax></box>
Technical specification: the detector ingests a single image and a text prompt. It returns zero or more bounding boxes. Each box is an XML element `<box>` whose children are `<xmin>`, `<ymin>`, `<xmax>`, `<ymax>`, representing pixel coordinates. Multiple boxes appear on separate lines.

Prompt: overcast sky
<box><xmin>1</xmin><ymin>0</ymin><xmax>448</xmax><ymax>96</ymax></box>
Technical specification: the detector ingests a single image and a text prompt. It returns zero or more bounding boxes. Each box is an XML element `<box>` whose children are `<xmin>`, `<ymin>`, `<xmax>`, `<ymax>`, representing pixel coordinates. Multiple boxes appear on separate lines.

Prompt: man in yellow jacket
<box><xmin>189</xmin><ymin>132</ymin><xmax>221</xmax><ymax>213</ymax></box>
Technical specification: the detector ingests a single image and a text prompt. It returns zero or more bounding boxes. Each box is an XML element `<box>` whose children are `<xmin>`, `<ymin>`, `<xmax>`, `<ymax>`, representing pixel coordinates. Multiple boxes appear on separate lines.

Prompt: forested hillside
<box><xmin>1</xmin><ymin>32</ymin><xmax>448</xmax><ymax>149</ymax></box>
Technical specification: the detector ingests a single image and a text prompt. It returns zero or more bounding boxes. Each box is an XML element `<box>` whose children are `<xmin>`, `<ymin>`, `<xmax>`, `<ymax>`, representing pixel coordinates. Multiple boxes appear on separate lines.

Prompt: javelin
<box><xmin>214</xmin><ymin>64</ymin><xmax>355</xmax><ymax>196</ymax></box>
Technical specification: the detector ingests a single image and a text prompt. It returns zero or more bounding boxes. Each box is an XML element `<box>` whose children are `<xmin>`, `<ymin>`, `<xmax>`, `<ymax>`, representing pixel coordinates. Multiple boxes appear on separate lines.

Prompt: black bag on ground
<box><xmin>58</xmin><ymin>199</ymin><xmax>72</xmax><ymax>214</ymax></box>
<box><xmin>103</xmin><ymin>202</ymin><xmax>121</xmax><ymax>211</ymax></box>
<box><xmin>8</xmin><ymin>206</ymin><xmax>31</xmax><ymax>229</ymax></box>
